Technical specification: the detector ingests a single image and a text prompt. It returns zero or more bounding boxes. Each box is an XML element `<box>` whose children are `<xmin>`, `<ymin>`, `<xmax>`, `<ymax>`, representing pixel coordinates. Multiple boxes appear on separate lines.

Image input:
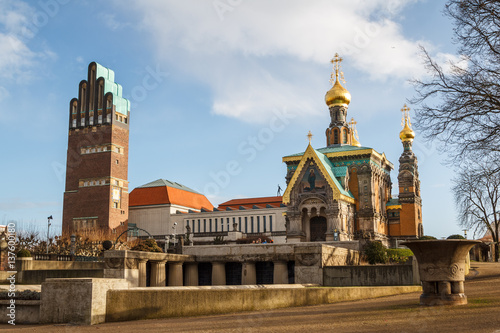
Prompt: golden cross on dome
<box><xmin>349</xmin><ymin>118</ymin><xmax>360</xmax><ymax>140</ymax></box>
<box><xmin>401</xmin><ymin>104</ymin><xmax>412</xmax><ymax>128</ymax></box>
<box><xmin>330</xmin><ymin>53</ymin><xmax>346</xmax><ymax>86</ymax></box>
<box><xmin>307</xmin><ymin>131</ymin><xmax>313</xmax><ymax>144</ymax></box>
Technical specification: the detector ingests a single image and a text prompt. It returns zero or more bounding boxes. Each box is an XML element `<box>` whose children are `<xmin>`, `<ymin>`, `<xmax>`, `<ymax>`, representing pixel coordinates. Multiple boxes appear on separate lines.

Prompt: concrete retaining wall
<box><xmin>41</xmin><ymin>278</ymin><xmax>129</xmax><ymax>325</ymax></box>
<box><xmin>17</xmin><ymin>269</ymin><xmax>103</xmax><ymax>284</ymax></box>
<box><xmin>30</xmin><ymin>261</ymin><xmax>104</xmax><ymax>271</ymax></box>
<box><xmin>0</xmin><ymin>300</ymin><xmax>40</xmax><ymax>324</ymax></box>
<box><xmin>105</xmin><ymin>284</ymin><xmax>422</xmax><ymax>322</ymax></box>
<box><xmin>323</xmin><ymin>265</ymin><xmax>418</xmax><ymax>286</ymax></box>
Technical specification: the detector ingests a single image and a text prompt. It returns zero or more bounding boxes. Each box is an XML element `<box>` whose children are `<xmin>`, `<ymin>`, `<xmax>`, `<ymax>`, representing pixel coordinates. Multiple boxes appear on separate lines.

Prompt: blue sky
<box><xmin>0</xmin><ymin>0</ymin><xmax>469</xmax><ymax>238</ymax></box>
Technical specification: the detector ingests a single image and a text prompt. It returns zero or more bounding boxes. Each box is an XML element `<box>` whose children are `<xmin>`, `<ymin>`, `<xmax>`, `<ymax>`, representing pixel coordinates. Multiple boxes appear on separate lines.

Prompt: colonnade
<box><xmin>137</xmin><ymin>260</ymin><xmax>290</xmax><ymax>287</ymax></box>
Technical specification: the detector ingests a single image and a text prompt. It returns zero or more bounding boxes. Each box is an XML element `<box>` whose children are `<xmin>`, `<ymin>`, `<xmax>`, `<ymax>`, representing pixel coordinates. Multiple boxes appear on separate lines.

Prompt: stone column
<box><xmin>150</xmin><ymin>260</ymin><xmax>167</xmax><ymax>287</ymax></box>
<box><xmin>184</xmin><ymin>262</ymin><xmax>198</xmax><ymax>286</ymax></box>
<box><xmin>168</xmin><ymin>262</ymin><xmax>184</xmax><ymax>286</ymax></box>
<box><xmin>273</xmin><ymin>261</ymin><xmax>288</xmax><ymax>284</ymax></box>
<box><xmin>212</xmin><ymin>262</ymin><xmax>226</xmax><ymax>285</ymax></box>
<box><xmin>138</xmin><ymin>259</ymin><xmax>148</xmax><ymax>287</ymax></box>
<box><xmin>241</xmin><ymin>262</ymin><xmax>256</xmax><ymax>285</ymax></box>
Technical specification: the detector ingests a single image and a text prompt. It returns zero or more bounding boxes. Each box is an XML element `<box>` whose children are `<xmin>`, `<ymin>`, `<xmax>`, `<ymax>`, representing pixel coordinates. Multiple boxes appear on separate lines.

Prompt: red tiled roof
<box><xmin>218</xmin><ymin>196</ymin><xmax>283</xmax><ymax>210</ymax></box>
<box><xmin>130</xmin><ymin>186</ymin><xmax>214</xmax><ymax>210</ymax></box>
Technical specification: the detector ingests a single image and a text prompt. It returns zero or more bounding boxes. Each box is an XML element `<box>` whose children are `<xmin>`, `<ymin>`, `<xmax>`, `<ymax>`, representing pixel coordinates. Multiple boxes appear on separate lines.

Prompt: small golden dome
<box><xmin>325</xmin><ymin>79</ymin><xmax>351</xmax><ymax>107</ymax></box>
<box><xmin>351</xmin><ymin>135</ymin><xmax>361</xmax><ymax>147</ymax></box>
<box><xmin>399</xmin><ymin>122</ymin><xmax>415</xmax><ymax>142</ymax></box>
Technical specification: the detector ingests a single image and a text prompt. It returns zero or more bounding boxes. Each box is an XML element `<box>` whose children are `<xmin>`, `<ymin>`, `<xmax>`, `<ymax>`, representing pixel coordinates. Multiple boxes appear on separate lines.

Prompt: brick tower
<box><xmin>62</xmin><ymin>62</ymin><xmax>130</xmax><ymax>237</ymax></box>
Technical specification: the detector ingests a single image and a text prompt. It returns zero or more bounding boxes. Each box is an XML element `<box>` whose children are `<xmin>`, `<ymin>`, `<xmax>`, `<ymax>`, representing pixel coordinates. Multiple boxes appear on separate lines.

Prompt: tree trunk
<box><xmin>495</xmin><ymin>243</ymin><xmax>499</xmax><ymax>262</ymax></box>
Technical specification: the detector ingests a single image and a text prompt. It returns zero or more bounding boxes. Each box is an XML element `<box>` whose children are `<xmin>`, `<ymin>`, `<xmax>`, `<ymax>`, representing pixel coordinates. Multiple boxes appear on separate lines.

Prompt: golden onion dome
<box><xmin>325</xmin><ymin>79</ymin><xmax>351</xmax><ymax>107</ymax></box>
<box><xmin>351</xmin><ymin>134</ymin><xmax>361</xmax><ymax>147</ymax></box>
<box><xmin>399</xmin><ymin>122</ymin><xmax>415</xmax><ymax>142</ymax></box>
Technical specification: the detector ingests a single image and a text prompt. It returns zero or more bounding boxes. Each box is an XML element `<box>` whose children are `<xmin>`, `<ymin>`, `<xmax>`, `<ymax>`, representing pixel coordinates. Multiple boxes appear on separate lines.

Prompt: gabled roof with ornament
<box><xmin>282</xmin><ymin>144</ymin><xmax>355</xmax><ymax>205</ymax></box>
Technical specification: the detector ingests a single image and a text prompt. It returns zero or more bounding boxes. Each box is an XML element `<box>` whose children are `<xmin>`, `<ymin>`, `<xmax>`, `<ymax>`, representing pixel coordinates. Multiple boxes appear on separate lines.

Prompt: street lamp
<box><xmin>172</xmin><ymin>222</ymin><xmax>178</xmax><ymax>247</ymax></box>
<box><xmin>463</xmin><ymin>229</ymin><xmax>468</xmax><ymax>239</ymax></box>
<box><xmin>47</xmin><ymin>215</ymin><xmax>53</xmax><ymax>254</ymax></box>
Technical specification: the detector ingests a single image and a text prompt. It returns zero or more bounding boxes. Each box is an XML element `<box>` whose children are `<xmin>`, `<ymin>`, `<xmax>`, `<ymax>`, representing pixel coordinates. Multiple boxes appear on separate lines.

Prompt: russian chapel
<box><xmin>282</xmin><ymin>54</ymin><xmax>423</xmax><ymax>245</ymax></box>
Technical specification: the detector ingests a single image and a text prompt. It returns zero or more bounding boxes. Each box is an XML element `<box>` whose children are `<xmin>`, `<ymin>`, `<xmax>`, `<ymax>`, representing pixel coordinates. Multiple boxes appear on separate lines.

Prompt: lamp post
<box><xmin>463</xmin><ymin>229</ymin><xmax>468</xmax><ymax>239</ymax></box>
<box><xmin>46</xmin><ymin>215</ymin><xmax>53</xmax><ymax>254</ymax></box>
<box><xmin>172</xmin><ymin>222</ymin><xmax>178</xmax><ymax>247</ymax></box>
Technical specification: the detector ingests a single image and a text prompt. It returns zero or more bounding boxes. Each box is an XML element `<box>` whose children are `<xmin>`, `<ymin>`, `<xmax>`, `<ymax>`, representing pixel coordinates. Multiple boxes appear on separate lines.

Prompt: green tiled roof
<box><xmin>285</xmin><ymin>145</ymin><xmax>372</xmax><ymax>158</ymax></box>
<box><xmin>137</xmin><ymin>179</ymin><xmax>200</xmax><ymax>194</ymax></box>
<box><xmin>95</xmin><ymin>63</ymin><xmax>130</xmax><ymax>115</ymax></box>
<box><xmin>314</xmin><ymin>149</ymin><xmax>354</xmax><ymax>199</ymax></box>
<box><xmin>332</xmin><ymin>165</ymin><xmax>348</xmax><ymax>177</ymax></box>
<box><xmin>387</xmin><ymin>198</ymin><xmax>400</xmax><ymax>206</ymax></box>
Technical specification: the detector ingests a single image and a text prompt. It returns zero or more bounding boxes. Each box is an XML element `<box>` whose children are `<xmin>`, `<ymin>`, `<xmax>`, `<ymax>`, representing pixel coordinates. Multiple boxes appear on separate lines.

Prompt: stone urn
<box><xmin>401</xmin><ymin>240</ymin><xmax>480</xmax><ymax>306</ymax></box>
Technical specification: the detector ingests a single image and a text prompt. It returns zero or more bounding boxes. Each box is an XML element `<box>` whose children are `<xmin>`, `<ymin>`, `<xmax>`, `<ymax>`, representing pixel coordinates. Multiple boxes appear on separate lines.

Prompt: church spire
<box><xmin>399</xmin><ymin>104</ymin><xmax>415</xmax><ymax>151</ymax></box>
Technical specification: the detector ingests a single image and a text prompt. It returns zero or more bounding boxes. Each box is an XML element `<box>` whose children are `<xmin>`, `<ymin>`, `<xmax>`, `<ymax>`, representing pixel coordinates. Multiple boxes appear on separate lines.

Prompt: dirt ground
<box><xmin>2</xmin><ymin>262</ymin><xmax>500</xmax><ymax>333</ymax></box>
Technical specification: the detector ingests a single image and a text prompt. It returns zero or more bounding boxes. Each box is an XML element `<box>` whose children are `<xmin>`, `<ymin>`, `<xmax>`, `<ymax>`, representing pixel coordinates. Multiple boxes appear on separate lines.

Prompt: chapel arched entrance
<box><xmin>309</xmin><ymin>216</ymin><xmax>327</xmax><ymax>242</ymax></box>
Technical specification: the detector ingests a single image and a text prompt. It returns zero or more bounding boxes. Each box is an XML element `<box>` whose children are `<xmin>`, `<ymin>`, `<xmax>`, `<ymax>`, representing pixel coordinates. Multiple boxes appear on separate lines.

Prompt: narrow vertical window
<box><xmin>257</xmin><ymin>216</ymin><xmax>260</xmax><ymax>233</ymax></box>
<box><xmin>238</xmin><ymin>217</ymin><xmax>242</xmax><ymax>232</ymax></box>
<box><xmin>269</xmin><ymin>215</ymin><xmax>273</xmax><ymax>232</ymax></box>
<box><xmin>251</xmin><ymin>217</ymin><xmax>254</xmax><ymax>233</ymax></box>
<box><xmin>245</xmin><ymin>217</ymin><xmax>248</xmax><ymax>233</ymax></box>
<box><xmin>263</xmin><ymin>216</ymin><xmax>267</xmax><ymax>232</ymax></box>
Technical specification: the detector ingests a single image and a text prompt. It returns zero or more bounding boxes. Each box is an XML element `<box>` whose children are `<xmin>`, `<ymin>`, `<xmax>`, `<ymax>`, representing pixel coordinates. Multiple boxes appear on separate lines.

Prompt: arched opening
<box><xmin>333</xmin><ymin>128</ymin><xmax>339</xmax><ymax>144</ymax></box>
<box><xmin>309</xmin><ymin>216</ymin><xmax>327</xmax><ymax>241</ymax></box>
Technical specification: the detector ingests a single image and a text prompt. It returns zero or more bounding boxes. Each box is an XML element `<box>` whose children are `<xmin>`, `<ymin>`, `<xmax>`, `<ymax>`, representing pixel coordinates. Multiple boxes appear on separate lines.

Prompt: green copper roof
<box><xmin>332</xmin><ymin>165</ymin><xmax>348</xmax><ymax>178</ymax></box>
<box><xmin>387</xmin><ymin>198</ymin><xmax>400</xmax><ymax>206</ymax></box>
<box><xmin>137</xmin><ymin>179</ymin><xmax>200</xmax><ymax>194</ymax></box>
<box><xmin>285</xmin><ymin>145</ymin><xmax>372</xmax><ymax>158</ymax></box>
<box><xmin>314</xmin><ymin>148</ymin><xmax>354</xmax><ymax>199</ymax></box>
<box><xmin>95</xmin><ymin>62</ymin><xmax>130</xmax><ymax>115</ymax></box>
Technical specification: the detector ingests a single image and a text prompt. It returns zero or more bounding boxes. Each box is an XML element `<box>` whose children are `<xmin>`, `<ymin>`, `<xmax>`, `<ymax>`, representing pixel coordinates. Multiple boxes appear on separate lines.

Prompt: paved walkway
<box><xmin>3</xmin><ymin>262</ymin><xmax>500</xmax><ymax>332</ymax></box>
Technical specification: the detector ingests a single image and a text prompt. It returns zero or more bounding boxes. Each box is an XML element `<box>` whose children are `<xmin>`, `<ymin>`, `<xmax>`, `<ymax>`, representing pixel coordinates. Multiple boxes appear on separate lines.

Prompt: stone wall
<box><xmin>105</xmin><ymin>284</ymin><xmax>422</xmax><ymax>323</ymax></box>
<box><xmin>40</xmin><ymin>278</ymin><xmax>128</xmax><ymax>325</ymax></box>
<box><xmin>17</xmin><ymin>269</ymin><xmax>103</xmax><ymax>284</ymax></box>
<box><xmin>0</xmin><ymin>300</ymin><xmax>40</xmax><ymax>324</ymax></box>
<box><xmin>323</xmin><ymin>264</ymin><xmax>418</xmax><ymax>287</ymax></box>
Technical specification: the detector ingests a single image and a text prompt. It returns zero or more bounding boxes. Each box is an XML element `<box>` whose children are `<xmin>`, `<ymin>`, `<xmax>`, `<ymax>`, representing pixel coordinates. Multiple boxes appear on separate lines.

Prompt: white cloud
<box><xmin>0</xmin><ymin>1</ymin><xmax>55</xmax><ymax>86</ymax></box>
<box><xmin>122</xmin><ymin>0</ymin><xmax>456</xmax><ymax>123</ymax></box>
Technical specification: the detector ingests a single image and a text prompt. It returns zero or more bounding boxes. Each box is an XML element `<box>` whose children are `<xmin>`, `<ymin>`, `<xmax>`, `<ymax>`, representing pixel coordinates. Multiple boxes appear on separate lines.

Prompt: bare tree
<box><xmin>411</xmin><ymin>0</ymin><xmax>500</xmax><ymax>164</ymax></box>
<box><xmin>453</xmin><ymin>162</ymin><xmax>499</xmax><ymax>261</ymax></box>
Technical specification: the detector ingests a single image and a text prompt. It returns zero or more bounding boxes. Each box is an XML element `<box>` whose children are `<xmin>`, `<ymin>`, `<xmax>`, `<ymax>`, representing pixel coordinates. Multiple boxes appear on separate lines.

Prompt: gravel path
<box><xmin>3</xmin><ymin>262</ymin><xmax>500</xmax><ymax>333</ymax></box>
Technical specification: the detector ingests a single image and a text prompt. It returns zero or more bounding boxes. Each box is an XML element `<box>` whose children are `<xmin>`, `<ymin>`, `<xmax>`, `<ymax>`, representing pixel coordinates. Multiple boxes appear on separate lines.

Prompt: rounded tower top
<box><xmin>325</xmin><ymin>53</ymin><xmax>351</xmax><ymax>107</ymax></box>
<box><xmin>399</xmin><ymin>104</ymin><xmax>415</xmax><ymax>142</ymax></box>
<box><xmin>325</xmin><ymin>80</ymin><xmax>351</xmax><ymax>107</ymax></box>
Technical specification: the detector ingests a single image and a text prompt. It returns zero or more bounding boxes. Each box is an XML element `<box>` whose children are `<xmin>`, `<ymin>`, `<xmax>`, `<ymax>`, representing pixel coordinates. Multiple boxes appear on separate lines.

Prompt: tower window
<box><xmin>342</xmin><ymin>129</ymin><xmax>348</xmax><ymax>144</ymax></box>
<box><xmin>333</xmin><ymin>129</ymin><xmax>339</xmax><ymax>144</ymax></box>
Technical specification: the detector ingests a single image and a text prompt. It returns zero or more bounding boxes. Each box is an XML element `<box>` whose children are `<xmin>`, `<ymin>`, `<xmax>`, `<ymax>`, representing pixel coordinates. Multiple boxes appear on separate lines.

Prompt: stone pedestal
<box><xmin>40</xmin><ymin>278</ymin><xmax>128</xmax><ymax>325</ymax></box>
<box><xmin>402</xmin><ymin>240</ymin><xmax>480</xmax><ymax>306</ymax></box>
<box><xmin>184</xmin><ymin>262</ymin><xmax>198</xmax><ymax>286</ymax></box>
<box><xmin>242</xmin><ymin>262</ymin><xmax>256</xmax><ymax>285</ymax></box>
<box><xmin>137</xmin><ymin>259</ymin><xmax>148</xmax><ymax>287</ymax></box>
<box><xmin>273</xmin><ymin>261</ymin><xmax>288</xmax><ymax>284</ymax></box>
<box><xmin>15</xmin><ymin>257</ymin><xmax>33</xmax><ymax>271</ymax></box>
<box><xmin>168</xmin><ymin>262</ymin><xmax>183</xmax><ymax>286</ymax></box>
<box><xmin>294</xmin><ymin>244</ymin><xmax>323</xmax><ymax>285</ymax></box>
<box><xmin>150</xmin><ymin>260</ymin><xmax>167</xmax><ymax>287</ymax></box>
<box><xmin>212</xmin><ymin>262</ymin><xmax>226</xmax><ymax>285</ymax></box>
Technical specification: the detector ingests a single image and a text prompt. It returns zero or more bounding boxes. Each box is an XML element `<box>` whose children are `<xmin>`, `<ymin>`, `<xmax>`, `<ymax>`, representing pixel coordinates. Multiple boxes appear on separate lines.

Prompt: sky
<box><xmin>0</xmin><ymin>0</ymin><xmax>471</xmax><ymax>239</ymax></box>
